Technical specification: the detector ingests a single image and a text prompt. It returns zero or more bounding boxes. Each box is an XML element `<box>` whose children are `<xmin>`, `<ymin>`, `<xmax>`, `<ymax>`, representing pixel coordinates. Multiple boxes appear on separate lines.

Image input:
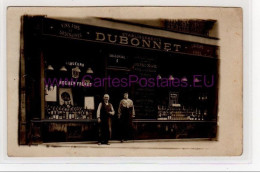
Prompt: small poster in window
<box><xmin>59</xmin><ymin>88</ymin><xmax>73</xmax><ymax>106</ymax></box>
<box><xmin>84</xmin><ymin>96</ymin><xmax>94</xmax><ymax>110</ymax></box>
<box><xmin>45</xmin><ymin>85</ymin><xmax>57</xmax><ymax>102</ymax></box>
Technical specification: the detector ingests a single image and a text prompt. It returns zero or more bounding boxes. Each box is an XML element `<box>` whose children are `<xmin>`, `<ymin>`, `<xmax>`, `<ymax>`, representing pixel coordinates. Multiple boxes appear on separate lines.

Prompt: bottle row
<box><xmin>157</xmin><ymin>106</ymin><xmax>208</xmax><ymax>121</ymax></box>
<box><xmin>46</xmin><ymin>105</ymin><xmax>93</xmax><ymax>120</ymax></box>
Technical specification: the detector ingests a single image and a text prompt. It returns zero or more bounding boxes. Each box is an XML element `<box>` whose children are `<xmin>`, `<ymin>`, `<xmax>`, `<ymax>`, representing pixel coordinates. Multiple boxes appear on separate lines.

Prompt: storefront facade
<box><xmin>19</xmin><ymin>16</ymin><xmax>219</xmax><ymax>145</ymax></box>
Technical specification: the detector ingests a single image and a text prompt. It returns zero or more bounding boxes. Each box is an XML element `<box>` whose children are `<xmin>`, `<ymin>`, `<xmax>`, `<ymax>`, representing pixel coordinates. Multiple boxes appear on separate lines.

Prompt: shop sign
<box><xmin>42</xmin><ymin>18</ymin><xmax>218</xmax><ymax>58</ymax></box>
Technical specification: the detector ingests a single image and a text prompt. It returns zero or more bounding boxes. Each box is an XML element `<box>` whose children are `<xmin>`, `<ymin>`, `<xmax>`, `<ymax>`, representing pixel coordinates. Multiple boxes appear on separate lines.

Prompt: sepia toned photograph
<box><xmin>7</xmin><ymin>7</ymin><xmax>243</xmax><ymax>157</ymax></box>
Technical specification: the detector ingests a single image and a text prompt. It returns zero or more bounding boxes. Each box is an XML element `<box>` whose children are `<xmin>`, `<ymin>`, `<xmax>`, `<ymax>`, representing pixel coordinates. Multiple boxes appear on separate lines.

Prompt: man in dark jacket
<box><xmin>97</xmin><ymin>94</ymin><xmax>115</xmax><ymax>145</ymax></box>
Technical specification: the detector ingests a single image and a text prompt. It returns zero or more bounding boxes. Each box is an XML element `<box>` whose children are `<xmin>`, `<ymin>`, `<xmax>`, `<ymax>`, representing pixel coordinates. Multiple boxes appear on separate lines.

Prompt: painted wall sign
<box><xmin>42</xmin><ymin>18</ymin><xmax>218</xmax><ymax>58</ymax></box>
<box><xmin>162</xmin><ymin>19</ymin><xmax>216</xmax><ymax>37</ymax></box>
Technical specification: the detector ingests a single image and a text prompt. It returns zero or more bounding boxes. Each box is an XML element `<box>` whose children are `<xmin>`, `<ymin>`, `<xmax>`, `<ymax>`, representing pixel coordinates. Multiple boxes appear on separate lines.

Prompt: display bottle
<box><xmin>198</xmin><ymin>109</ymin><xmax>201</xmax><ymax>120</ymax></box>
<box><xmin>86</xmin><ymin>110</ymin><xmax>89</xmax><ymax>119</ymax></box>
<box><xmin>89</xmin><ymin>110</ymin><xmax>92</xmax><ymax>120</ymax></box>
<box><xmin>203</xmin><ymin>109</ymin><xmax>207</xmax><ymax>120</ymax></box>
<box><xmin>81</xmin><ymin>110</ymin><xmax>85</xmax><ymax>119</ymax></box>
<box><xmin>77</xmin><ymin>110</ymin><xmax>81</xmax><ymax>119</ymax></box>
<box><xmin>72</xmin><ymin>107</ymin><xmax>75</xmax><ymax>119</ymax></box>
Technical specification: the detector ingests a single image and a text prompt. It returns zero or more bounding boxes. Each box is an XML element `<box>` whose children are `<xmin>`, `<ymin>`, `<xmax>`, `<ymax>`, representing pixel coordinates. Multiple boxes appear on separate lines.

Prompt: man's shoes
<box><xmin>100</xmin><ymin>141</ymin><xmax>110</xmax><ymax>145</ymax></box>
<box><xmin>120</xmin><ymin>140</ymin><xmax>124</xmax><ymax>143</ymax></box>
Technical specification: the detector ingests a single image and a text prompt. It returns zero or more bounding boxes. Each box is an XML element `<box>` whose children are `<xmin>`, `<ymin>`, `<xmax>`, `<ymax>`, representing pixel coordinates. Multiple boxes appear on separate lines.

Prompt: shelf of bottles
<box><xmin>157</xmin><ymin>93</ymin><xmax>209</xmax><ymax>121</ymax></box>
<box><xmin>46</xmin><ymin>104</ymin><xmax>93</xmax><ymax>120</ymax></box>
<box><xmin>44</xmin><ymin>60</ymin><xmax>96</xmax><ymax>121</ymax></box>
<box><xmin>157</xmin><ymin>106</ymin><xmax>208</xmax><ymax>121</ymax></box>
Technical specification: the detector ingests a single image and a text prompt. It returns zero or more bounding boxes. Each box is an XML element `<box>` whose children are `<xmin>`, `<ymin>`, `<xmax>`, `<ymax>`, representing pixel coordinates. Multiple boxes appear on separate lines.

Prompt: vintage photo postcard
<box><xmin>7</xmin><ymin>7</ymin><xmax>243</xmax><ymax>157</ymax></box>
